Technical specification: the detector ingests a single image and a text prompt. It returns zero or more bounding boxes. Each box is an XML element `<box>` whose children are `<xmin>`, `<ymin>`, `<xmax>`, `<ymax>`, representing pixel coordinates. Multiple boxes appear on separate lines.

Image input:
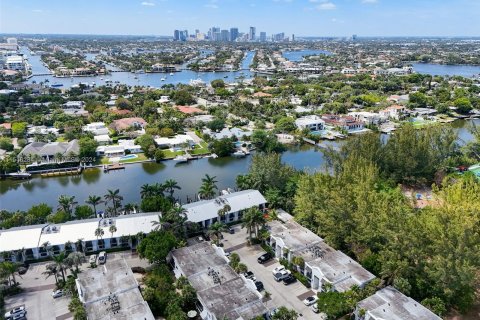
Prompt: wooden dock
<box><xmin>103</xmin><ymin>163</ymin><xmax>125</xmax><ymax>172</ymax></box>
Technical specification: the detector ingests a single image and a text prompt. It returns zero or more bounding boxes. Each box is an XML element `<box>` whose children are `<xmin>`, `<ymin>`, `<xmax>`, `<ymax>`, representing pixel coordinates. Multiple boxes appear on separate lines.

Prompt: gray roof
<box><xmin>357</xmin><ymin>286</ymin><xmax>442</xmax><ymax>320</ymax></box>
<box><xmin>171</xmin><ymin>242</ymin><xmax>268</xmax><ymax>319</ymax></box>
<box><xmin>18</xmin><ymin>140</ymin><xmax>79</xmax><ymax>157</ymax></box>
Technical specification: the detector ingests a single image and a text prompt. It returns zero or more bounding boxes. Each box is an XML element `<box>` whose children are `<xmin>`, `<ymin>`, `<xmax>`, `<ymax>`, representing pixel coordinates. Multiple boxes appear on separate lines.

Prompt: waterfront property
<box><xmin>379</xmin><ymin>105</ymin><xmax>408</xmax><ymax>120</ymax></box>
<box><xmin>183</xmin><ymin>189</ymin><xmax>267</xmax><ymax>228</ymax></box>
<box><xmin>110</xmin><ymin>117</ymin><xmax>147</xmax><ymax>133</ymax></box>
<box><xmin>268</xmin><ymin>212</ymin><xmax>375</xmax><ymax>292</ymax></box>
<box><xmin>0</xmin><ymin>212</ymin><xmax>160</xmax><ymax>262</ymax></box>
<box><xmin>170</xmin><ymin>241</ymin><xmax>268</xmax><ymax>320</ymax></box>
<box><xmin>18</xmin><ymin>140</ymin><xmax>79</xmax><ymax>162</ymax></box>
<box><xmin>76</xmin><ymin>257</ymin><xmax>155</xmax><ymax>320</ymax></box>
<box><xmin>322</xmin><ymin>114</ymin><xmax>365</xmax><ymax>133</ymax></box>
<box><xmin>154</xmin><ymin>134</ymin><xmax>196</xmax><ymax>150</ymax></box>
<box><xmin>295</xmin><ymin>115</ymin><xmax>325</xmax><ymax>132</ymax></box>
<box><xmin>96</xmin><ymin>140</ymin><xmax>142</xmax><ymax>158</ymax></box>
<box><xmin>354</xmin><ymin>286</ymin><xmax>441</xmax><ymax>320</ymax></box>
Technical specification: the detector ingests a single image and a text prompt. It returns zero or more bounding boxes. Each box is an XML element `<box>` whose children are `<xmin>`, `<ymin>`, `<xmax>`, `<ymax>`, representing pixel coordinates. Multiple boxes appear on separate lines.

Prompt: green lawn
<box><xmin>190</xmin><ymin>142</ymin><xmax>210</xmax><ymax>155</ymax></box>
<box><xmin>100</xmin><ymin>153</ymin><xmax>149</xmax><ymax>164</ymax></box>
<box><xmin>162</xmin><ymin>149</ymin><xmax>185</xmax><ymax>159</ymax></box>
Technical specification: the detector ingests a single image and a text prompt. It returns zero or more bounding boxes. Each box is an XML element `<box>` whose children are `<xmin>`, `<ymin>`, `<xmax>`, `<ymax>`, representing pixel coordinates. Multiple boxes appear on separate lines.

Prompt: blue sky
<box><xmin>1</xmin><ymin>0</ymin><xmax>479</xmax><ymax>37</ymax></box>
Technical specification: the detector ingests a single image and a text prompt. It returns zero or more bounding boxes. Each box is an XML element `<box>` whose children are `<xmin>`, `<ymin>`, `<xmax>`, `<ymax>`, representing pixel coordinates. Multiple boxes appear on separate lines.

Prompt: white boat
<box><xmin>161</xmin><ymin>78</ymin><xmax>166</xmax><ymax>81</ymax></box>
<box><xmin>189</xmin><ymin>78</ymin><xmax>205</xmax><ymax>86</ymax></box>
<box><xmin>169</xmin><ymin>72</ymin><xmax>174</xmax><ymax>76</ymax></box>
<box><xmin>232</xmin><ymin>151</ymin><xmax>246</xmax><ymax>158</ymax></box>
<box><xmin>173</xmin><ymin>155</ymin><xmax>189</xmax><ymax>163</ymax></box>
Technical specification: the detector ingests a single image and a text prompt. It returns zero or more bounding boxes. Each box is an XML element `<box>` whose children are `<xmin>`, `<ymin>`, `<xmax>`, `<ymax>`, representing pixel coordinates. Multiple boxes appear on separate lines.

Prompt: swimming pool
<box><xmin>120</xmin><ymin>154</ymin><xmax>138</xmax><ymax>160</ymax></box>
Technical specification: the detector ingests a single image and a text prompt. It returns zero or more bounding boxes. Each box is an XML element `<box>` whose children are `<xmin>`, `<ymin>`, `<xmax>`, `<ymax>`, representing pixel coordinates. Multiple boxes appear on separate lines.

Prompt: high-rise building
<box><xmin>173</xmin><ymin>30</ymin><xmax>180</xmax><ymax>41</ymax></box>
<box><xmin>273</xmin><ymin>33</ymin><xmax>285</xmax><ymax>42</ymax></box>
<box><xmin>249</xmin><ymin>27</ymin><xmax>256</xmax><ymax>41</ymax></box>
<box><xmin>220</xmin><ymin>30</ymin><xmax>230</xmax><ymax>42</ymax></box>
<box><xmin>259</xmin><ymin>32</ymin><xmax>267</xmax><ymax>42</ymax></box>
<box><xmin>230</xmin><ymin>28</ymin><xmax>239</xmax><ymax>42</ymax></box>
<box><xmin>210</xmin><ymin>27</ymin><xmax>220</xmax><ymax>41</ymax></box>
<box><xmin>291</xmin><ymin>34</ymin><xmax>295</xmax><ymax>42</ymax></box>
<box><xmin>352</xmin><ymin>34</ymin><xmax>358</xmax><ymax>41</ymax></box>
<box><xmin>180</xmin><ymin>30</ymin><xmax>188</xmax><ymax>41</ymax></box>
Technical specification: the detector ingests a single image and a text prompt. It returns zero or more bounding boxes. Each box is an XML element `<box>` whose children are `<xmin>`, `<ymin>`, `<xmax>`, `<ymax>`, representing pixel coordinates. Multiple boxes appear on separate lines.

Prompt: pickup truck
<box><xmin>273</xmin><ymin>269</ymin><xmax>291</xmax><ymax>282</ymax></box>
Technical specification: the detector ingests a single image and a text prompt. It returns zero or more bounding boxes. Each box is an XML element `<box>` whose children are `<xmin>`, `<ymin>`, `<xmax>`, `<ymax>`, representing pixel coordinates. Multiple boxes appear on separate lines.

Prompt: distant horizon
<box><xmin>1</xmin><ymin>0</ymin><xmax>479</xmax><ymax>37</ymax></box>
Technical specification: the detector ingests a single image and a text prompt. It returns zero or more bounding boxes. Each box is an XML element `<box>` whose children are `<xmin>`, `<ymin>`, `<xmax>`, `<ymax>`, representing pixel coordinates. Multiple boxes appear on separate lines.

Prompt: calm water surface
<box><xmin>412</xmin><ymin>63</ymin><xmax>480</xmax><ymax>78</ymax></box>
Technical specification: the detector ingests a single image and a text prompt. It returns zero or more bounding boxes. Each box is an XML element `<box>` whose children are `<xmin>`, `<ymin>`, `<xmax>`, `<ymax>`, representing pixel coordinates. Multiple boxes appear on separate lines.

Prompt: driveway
<box><xmin>222</xmin><ymin>225</ymin><xmax>318</xmax><ymax>320</ymax></box>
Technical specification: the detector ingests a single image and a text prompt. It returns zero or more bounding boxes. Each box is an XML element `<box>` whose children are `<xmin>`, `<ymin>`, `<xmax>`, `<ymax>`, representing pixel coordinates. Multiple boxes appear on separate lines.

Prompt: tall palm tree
<box><xmin>86</xmin><ymin>195</ymin><xmax>103</xmax><ymax>215</ymax></box>
<box><xmin>164</xmin><ymin>179</ymin><xmax>181</xmax><ymax>199</ymax></box>
<box><xmin>198</xmin><ymin>174</ymin><xmax>218</xmax><ymax>200</ymax></box>
<box><xmin>65</xmin><ymin>252</ymin><xmax>86</xmax><ymax>273</ymax></box>
<box><xmin>95</xmin><ymin>227</ymin><xmax>105</xmax><ymax>239</ymax></box>
<box><xmin>151</xmin><ymin>214</ymin><xmax>163</xmax><ymax>231</ymax></box>
<box><xmin>124</xmin><ymin>203</ymin><xmax>135</xmax><ymax>214</ymax></box>
<box><xmin>104</xmin><ymin>189</ymin><xmax>123</xmax><ymax>217</ymax></box>
<box><xmin>42</xmin><ymin>263</ymin><xmax>59</xmax><ymax>284</ymax></box>
<box><xmin>58</xmin><ymin>195</ymin><xmax>77</xmax><ymax>216</ymax></box>
<box><xmin>207</xmin><ymin>222</ymin><xmax>228</xmax><ymax>245</ymax></box>
<box><xmin>0</xmin><ymin>261</ymin><xmax>19</xmax><ymax>286</ymax></box>
<box><xmin>75</xmin><ymin>239</ymin><xmax>84</xmax><ymax>253</ymax></box>
<box><xmin>52</xmin><ymin>252</ymin><xmax>67</xmax><ymax>283</ymax></box>
<box><xmin>241</xmin><ymin>207</ymin><xmax>266</xmax><ymax>241</ymax></box>
<box><xmin>109</xmin><ymin>225</ymin><xmax>117</xmax><ymax>238</ymax></box>
<box><xmin>217</xmin><ymin>204</ymin><xmax>231</xmax><ymax>222</ymax></box>
<box><xmin>140</xmin><ymin>184</ymin><xmax>154</xmax><ymax>199</ymax></box>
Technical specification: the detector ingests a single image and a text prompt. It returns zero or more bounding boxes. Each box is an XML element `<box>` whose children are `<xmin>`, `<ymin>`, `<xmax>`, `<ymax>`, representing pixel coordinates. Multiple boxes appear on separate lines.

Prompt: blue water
<box><xmin>282</xmin><ymin>49</ymin><xmax>332</xmax><ymax>62</ymax></box>
<box><xmin>24</xmin><ymin>48</ymin><xmax>256</xmax><ymax>88</ymax></box>
<box><xmin>412</xmin><ymin>63</ymin><xmax>480</xmax><ymax>78</ymax></box>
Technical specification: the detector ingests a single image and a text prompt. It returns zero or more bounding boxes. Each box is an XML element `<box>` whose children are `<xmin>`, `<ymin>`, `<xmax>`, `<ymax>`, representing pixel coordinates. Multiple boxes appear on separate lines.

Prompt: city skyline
<box><xmin>1</xmin><ymin>0</ymin><xmax>480</xmax><ymax>37</ymax></box>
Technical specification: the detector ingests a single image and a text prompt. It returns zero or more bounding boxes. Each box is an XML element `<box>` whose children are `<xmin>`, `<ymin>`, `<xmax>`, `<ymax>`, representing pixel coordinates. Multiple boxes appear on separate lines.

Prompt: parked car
<box><xmin>271</xmin><ymin>266</ymin><xmax>285</xmax><ymax>275</ymax></box>
<box><xmin>312</xmin><ymin>303</ymin><xmax>319</xmax><ymax>313</ymax></box>
<box><xmin>17</xmin><ymin>267</ymin><xmax>27</xmax><ymax>275</ymax></box>
<box><xmin>98</xmin><ymin>251</ymin><xmax>107</xmax><ymax>264</ymax></box>
<box><xmin>303</xmin><ymin>295</ymin><xmax>318</xmax><ymax>306</ymax></box>
<box><xmin>257</xmin><ymin>252</ymin><xmax>273</xmax><ymax>264</ymax></box>
<box><xmin>267</xmin><ymin>308</ymin><xmax>279</xmax><ymax>320</ymax></box>
<box><xmin>254</xmin><ymin>280</ymin><xmax>264</xmax><ymax>291</ymax></box>
<box><xmin>4</xmin><ymin>306</ymin><xmax>25</xmax><ymax>319</ymax></box>
<box><xmin>273</xmin><ymin>269</ymin><xmax>291</xmax><ymax>282</ymax></box>
<box><xmin>228</xmin><ymin>227</ymin><xmax>235</xmax><ymax>234</ymax></box>
<box><xmin>282</xmin><ymin>274</ymin><xmax>297</xmax><ymax>285</ymax></box>
<box><xmin>52</xmin><ymin>289</ymin><xmax>64</xmax><ymax>298</ymax></box>
<box><xmin>242</xmin><ymin>271</ymin><xmax>255</xmax><ymax>280</ymax></box>
<box><xmin>11</xmin><ymin>312</ymin><xmax>26</xmax><ymax>320</ymax></box>
<box><xmin>89</xmin><ymin>254</ymin><xmax>97</xmax><ymax>264</ymax></box>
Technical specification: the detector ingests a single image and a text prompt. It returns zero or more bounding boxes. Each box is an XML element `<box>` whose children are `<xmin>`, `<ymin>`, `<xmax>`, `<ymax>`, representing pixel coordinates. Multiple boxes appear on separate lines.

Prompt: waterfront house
<box><xmin>170</xmin><ymin>241</ymin><xmax>268</xmax><ymax>320</ymax></box>
<box><xmin>268</xmin><ymin>213</ymin><xmax>375</xmax><ymax>293</ymax></box>
<box><xmin>154</xmin><ymin>134</ymin><xmax>195</xmax><ymax>150</ymax></box>
<box><xmin>354</xmin><ymin>286</ymin><xmax>441</xmax><ymax>320</ymax></box>
<box><xmin>183</xmin><ymin>189</ymin><xmax>267</xmax><ymax>228</ymax></box>
<box><xmin>204</xmin><ymin>127</ymin><xmax>253</xmax><ymax>140</ymax></box>
<box><xmin>0</xmin><ymin>212</ymin><xmax>160</xmax><ymax>262</ymax></box>
<box><xmin>95</xmin><ymin>140</ymin><xmax>142</xmax><ymax>157</ymax></box>
<box><xmin>83</xmin><ymin>122</ymin><xmax>110</xmax><ymax>136</ymax></box>
<box><xmin>348</xmin><ymin>112</ymin><xmax>383</xmax><ymax>125</ymax></box>
<box><xmin>295</xmin><ymin>115</ymin><xmax>325</xmax><ymax>131</ymax></box>
<box><xmin>322</xmin><ymin>114</ymin><xmax>365</xmax><ymax>132</ymax></box>
<box><xmin>93</xmin><ymin>134</ymin><xmax>112</xmax><ymax>145</ymax></box>
<box><xmin>18</xmin><ymin>140</ymin><xmax>79</xmax><ymax>163</ymax></box>
<box><xmin>110</xmin><ymin>117</ymin><xmax>147</xmax><ymax>133</ymax></box>
<box><xmin>379</xmin><ymin>105</ymin><xmax>408</xmax><ymax>120</ymax></box>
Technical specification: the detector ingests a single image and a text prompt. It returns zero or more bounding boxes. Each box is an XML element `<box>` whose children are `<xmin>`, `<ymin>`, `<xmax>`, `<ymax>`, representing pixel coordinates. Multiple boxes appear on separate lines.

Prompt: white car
<box><xmin>303</xmin><ymin>295</ymin><xmax>318</xmax><ymax>306</ymax></box>
<box><xmin>52</xmin><ymin>289</ymin><xmax>64</xmax><ymax>298</ymax></box>
<box><xmin>271</xmin><ymin>266</ymin><xmax>285</xmax><ymax>275</ymax></box>
<box><xmin>89</xmin><ymin>254</ymin><xmax>97</xmax><ymax>264</ymax></box>
<box><xmin>273</xmin><ymin>269</ymin><xmax>291</xmax><ymax>282</ymax></box>
<box><xmin>4</xmin><ymin>306</ymin><xmax>26</xmax><ymax>319</ymax></box>
<box><xmin>11</xmin><ymin>312</ymin><xmax>26</xmax><ymax>320</ymax></box>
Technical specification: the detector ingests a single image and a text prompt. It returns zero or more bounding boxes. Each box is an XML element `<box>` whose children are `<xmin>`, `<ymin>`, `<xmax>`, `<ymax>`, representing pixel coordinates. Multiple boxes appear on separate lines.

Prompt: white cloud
<box><xmin>362</xmin><ymin>0</ymin><xmax>378</xmax><ymax>3</ymax></box>
<box><xmin>141</xmin><ymin>1</ymin><xmax>155</xmax><ymax>6</ymax></box>
<box><xmin>316</xmin><ymin>1</ymin><xmax>336</xmax><ymax>10</ymax></box>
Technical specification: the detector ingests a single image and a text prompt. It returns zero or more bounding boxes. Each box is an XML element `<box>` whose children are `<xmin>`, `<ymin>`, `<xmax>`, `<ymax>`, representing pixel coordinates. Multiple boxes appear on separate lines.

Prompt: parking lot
<box><xmin>4</xmin><ymin>251</ymin><xmax>149</xmax><ymax>320</ymax></box>
<box><xmin>223</xmin><ymin>225</ymin><xmax>318</xmax><ymax>320</ymax></box>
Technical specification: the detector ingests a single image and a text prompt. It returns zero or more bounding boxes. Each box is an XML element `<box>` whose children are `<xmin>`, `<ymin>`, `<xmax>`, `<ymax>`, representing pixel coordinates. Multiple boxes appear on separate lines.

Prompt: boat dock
<box><xmin>103</xmin><ymin>163</ymin><xmax>125</xmax><ymax>172</ymax></box>
<box><xmin>40</xmin><ymin>167</ymin><xmax>82</xmax><ymax>177</ymax></box>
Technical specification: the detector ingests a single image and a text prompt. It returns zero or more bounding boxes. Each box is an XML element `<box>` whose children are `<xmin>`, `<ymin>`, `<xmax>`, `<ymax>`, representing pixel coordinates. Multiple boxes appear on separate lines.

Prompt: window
<box><xmin>110</xmin><ymin>238</ymin><xmax>118</xmax><ymax>247</ymax></box>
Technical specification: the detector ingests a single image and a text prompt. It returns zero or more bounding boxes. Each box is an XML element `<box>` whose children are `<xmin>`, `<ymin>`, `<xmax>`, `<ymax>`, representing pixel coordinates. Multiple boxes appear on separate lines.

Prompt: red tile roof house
<box><xmin>322</xmin><ymin>114</ymin><xmax>365</xmax><ymax>132</ymax></box>
<box><xmin>174</xmin><ymin>105</ymin><xmax>205</xmax><ymax>115</ymax></box>
<box><xmin>0</xmin><ymin>123</ymin><xmax>12</xmax><ymax>136</ymax></box>
<box><xmin>110</xmin><ymin>117</ymin><xmax>147</xmax><ymax>132</ymax></box>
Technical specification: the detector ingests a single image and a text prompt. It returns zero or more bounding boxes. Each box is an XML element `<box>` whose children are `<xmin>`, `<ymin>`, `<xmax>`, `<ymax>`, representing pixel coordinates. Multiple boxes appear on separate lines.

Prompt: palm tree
<box><xmin>241</xmin><ymin>207</ymin><xmax>266</xmax><ymax>241</ymax></box>
<box><xmin>109</xmin><ymin>225</ymin><xmax>117</xmax><ymax>238</ymax></box>
<box><xmin>164</xmin><ymin>179</ymin><xmax>181</xmax><ymax>199</ymax></box>
<box><xmin>140</xmin><ymin>184</ymin><xmax>154</xmax><ymax>199</ymax></box>
<box><xmin>95</xmin><ymin>227</ymin><xmax>105</xmax><ymax>239</ymax></box>
<box><xmin>65</xmin><ymin>252</ymin><xmax>86</xmax><ymax>273</ymax></box>
<box><xmin>207</xmin><ymin>222</ymin><xmax>228</xmax><ymax>245</ymax></box>
<box><xmin>0</xmin><ymin>261</ymin><xmax>19</xmax><ymax>286</ymax></box>
<box><xmin>104</xmin><ymin>189</ymin><xmax>123</xmax><ymax>217</ymax></box>
<box><xmin>52</xmin><ymin>252</ymin><xmax>67</xmax><ymax>283</ymax></box>
<box><xmin>58</xmin><ymin>195</ymin><xmax>77</xmax><ymax>216</ymax></box>
<box><xmin>124</xmin><ymin>203</ymin><xmax>135</xmax><ymax>214</ymax></box>
<box><xmin>75</xmin><ymin>239</ymin><xmax>84</xmax><ymax>253</ymax></box>
<box><xmin>151</xmin><ymin>214</ymin><xmax>163</xmax><ymax>231</ymax></box>
<box><xmin>86</xmin><ymin>195</ymin><xmax>103</xmax><ymax>215</ymax></box>
<box><xmin>198</xmin><ymin>174</ymin><xmax>218</xmax><ymax>200</ymax></box>
<box><xmin>42</xmin><ymin>263</ymin><xmax>59</xmax><ymax>284</ymax></box>
<box><xmin>217</xmin><ymin>204</ymin><xmax>231</xmax><ymax>222</ymax></box>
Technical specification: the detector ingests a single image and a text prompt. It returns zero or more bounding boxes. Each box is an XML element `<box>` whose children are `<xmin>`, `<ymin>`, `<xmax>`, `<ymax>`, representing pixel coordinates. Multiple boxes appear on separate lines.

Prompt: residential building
<box><xmin>183</xmin><ymin>189</ymin><xmax>267</xmax><ymax>228</ymax></box>
<box><xmin>295</xmin><ymin>115</ymin><xmax>325</xmax><ymax>131</ymax></box>
<box><xmin>26</xmin><ymin>125</ymin><xmax>60</xmax><ymax>137</ymax></box>
<box><xmin>154</xmin><ymin>134</ymin><xmax>195</xmax><ymax>150</ymax></box>
<box><xmin>322</xmin><ymin>114</ymin><xmax>365</xmax><ymax>132</ymax></box>
<box><xmin>220</xmin><ymin>29</ymin><xmax>230</xmax><ymax>42</ymax></box>
<box><xmin>6</xmin><ymin>55</ymin><xmax>25</xmax><ymax>71</ymax></box>
<box><xmin>18</xmin><ymin>140</ymin><xmax>79</xmax><ymax>162</ymax></box>
<box><xmin>110</xmin><ymin>117</ymin><xmax>147</xmax><ymax>132</ymax></box>
<box><xmin>379</xmin><ymin>105</ymin><xmax>408</xmax><ymax>120</ymax></box>
<box><xmin>259</xmin><ymin>32</ymin><xmax>267</xmax><ymax>42</ymax></box>
<box><xmin>354</xmin><ymin>286</ymin><xmax>442</xmax><ymax>320</ymax></box>
<box><xmin>174</xmin><ymin>105</ymin><xmax>204</xmax><ymax>114</ymax></box>
<box><xmin>0</xmin><ymin>212</ymin><xmax>159</xmax><ymax>262</ymax></box>
<box><xmin>93</xmin><ymin>134</ymin><xmax>112</xmax><ymax>145</ymax></box>
<box><xmin>348</xmin><ymin>112</ymin><xmax>383</xmax><ymax>125</ymax></box>
<box><xmin>185</xmin><ymin>114</ymin><xmax>215</xmax><ymax>125</ymax></box>
<box><xmin>76</xmin><ymin>258</ymin><xmax>155</xmax><ymax>320</ymax></box>
<box><xmin>205</xmin><ymin>127</ymin><xmax>253</xmax><ymax>140</ymax></box>
<box><xmin>249</xmin><ymin>26</ymin><xmax>256</xmax><ymax>41</ymax></box>
<box><xmin>95</xmin><ymin>140</ymin><xmax>142</xmax><ymax>157</ymax></box>
<box><xmin>170</xmin><ymin>241</ymin><xmax>268</xmax><ymax>320</ymax></box>
<box><xmin>268</xmin><ymin>213</ymin><xmax>375</xmax><ymax>293</ymax></box>
<box><xmin>230</xmin><ymin>28</ymin><xmax>239</xmax><ymax>41</ymax></box>
<box><xmin>0</xmin><ymin>123</ymin><xmax>12</xmax><ymax>136</ymax></box>
<box><xmin>83</xmin><ymin>122</ymin><xmax>110</xmax><ymax>136</ymax></box>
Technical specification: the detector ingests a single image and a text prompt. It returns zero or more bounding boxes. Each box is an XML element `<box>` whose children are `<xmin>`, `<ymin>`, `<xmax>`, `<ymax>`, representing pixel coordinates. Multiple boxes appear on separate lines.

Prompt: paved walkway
<box><xmin>186</xmin><ymin>131</ymin><xmax>203</xmax><ymax>144</ymax></box>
